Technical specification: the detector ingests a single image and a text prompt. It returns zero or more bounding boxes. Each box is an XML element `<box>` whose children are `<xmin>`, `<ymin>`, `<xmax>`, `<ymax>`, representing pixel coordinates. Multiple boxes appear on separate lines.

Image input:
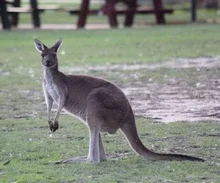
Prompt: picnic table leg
<box><xmin>105</xmin><ymin>0</ymin><xmax>118</xmax><ymax>28</ymax></box>
<box><xmin>77</xmin><ymin>0</ymin><xmax>90</xmax><ymax>28</ymax></box>
<box><xmin>124</xmin><ymin>0</ymin><xmax>137</xmax><ymax>27</ymax></box>
<box><xmin>153</xmin><ymin>0</ymin><xmax>165</xmax><ymax>24</ymax></box>
<box><xmin>0</xmin><ymin>0</ymin><xmax>11</xmax><ymax>30</ymax></box>
<box><xmin>191</xmin><ymin>0</ymin><xmax>197</xmax><ymax>22</ymax></box>
<box><xmin>11</xmin><ymin>0</ymin><xmax>21</xmax><ymax>27</ymax></box>
<box><xmin>30</xmin><ymin>0</ymin><xmax>40</xmax><ymax>28</ymax></box>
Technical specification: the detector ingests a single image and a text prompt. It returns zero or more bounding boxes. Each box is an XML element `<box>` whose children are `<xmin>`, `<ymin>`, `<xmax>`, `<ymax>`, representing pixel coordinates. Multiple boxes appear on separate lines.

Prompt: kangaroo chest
<box><xmin>44</xmin><ymin>79</ymin><xmax>62</xmax><ymax>103</ymax></box>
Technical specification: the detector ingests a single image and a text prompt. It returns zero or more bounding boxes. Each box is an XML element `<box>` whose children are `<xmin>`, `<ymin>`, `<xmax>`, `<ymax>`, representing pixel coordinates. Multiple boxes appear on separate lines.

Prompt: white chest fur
<box><xmin>44</xmin><ymin>81</ymin><xmax>60</xmax><ymax>103</ymax></box>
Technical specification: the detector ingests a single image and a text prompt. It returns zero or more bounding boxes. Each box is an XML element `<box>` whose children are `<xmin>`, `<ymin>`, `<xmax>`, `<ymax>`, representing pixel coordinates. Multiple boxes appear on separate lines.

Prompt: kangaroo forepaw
<box><xmin>53</xmin><ymin>121</ymin><xmax>59</xmax><ymax>131</ymax></box>
<box><xmin>48</xmin><ymin>120</ymin><xmax>59</xmax><ymax>132</ymax></box>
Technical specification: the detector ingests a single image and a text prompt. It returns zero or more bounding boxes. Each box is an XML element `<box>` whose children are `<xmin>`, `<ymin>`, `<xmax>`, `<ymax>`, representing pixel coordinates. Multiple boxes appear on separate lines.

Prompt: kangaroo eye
<box><xmin>52</xmin><ymin>54</ymin><xmax>56</xmax><ymax>58</ymax></box>
<box><xmin>41</xmin><ymin>53</ymin><xmax>45</xmax><ymax>57</ymax></box>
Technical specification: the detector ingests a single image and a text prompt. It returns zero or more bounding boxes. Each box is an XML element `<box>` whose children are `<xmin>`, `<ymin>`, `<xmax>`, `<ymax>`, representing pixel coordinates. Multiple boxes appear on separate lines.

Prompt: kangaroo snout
<box><xmin>45</xmin><ymin>60</ymin><xmax>51</xmax><ymax>67</ymax></box>
<box><xmin>44</xmin><ymin>59</ymin><xmax>56</xmax><ymax>67</ymax></box>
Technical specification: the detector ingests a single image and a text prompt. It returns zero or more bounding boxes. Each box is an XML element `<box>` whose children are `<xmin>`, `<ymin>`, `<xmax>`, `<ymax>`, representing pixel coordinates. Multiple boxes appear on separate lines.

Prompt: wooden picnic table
<box><xmin>0</xmin><ymin>0</ymin><xmax>198</xmax><ymax>30</ymax></box>
<box><xmin>0</xmin><ymin>0</ymin><xmax>41</xmax><ymax>29</ymax></box>
<box><xmin>0</xmin><ymin>0</ymin><xmax>11</xmax><ymax>29</ymax></box>
<box><xmin>77</xmin><ymin>0</ymin><xmax>173</xmax><ymax>28</ymax></box>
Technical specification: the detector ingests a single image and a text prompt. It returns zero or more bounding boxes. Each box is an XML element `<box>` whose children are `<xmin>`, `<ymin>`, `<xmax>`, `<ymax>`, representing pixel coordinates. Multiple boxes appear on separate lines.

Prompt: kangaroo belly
<box><xmin>64</xmin><ymin>101</ymin><xmax>87</xmax><ymax>121</ymax></box>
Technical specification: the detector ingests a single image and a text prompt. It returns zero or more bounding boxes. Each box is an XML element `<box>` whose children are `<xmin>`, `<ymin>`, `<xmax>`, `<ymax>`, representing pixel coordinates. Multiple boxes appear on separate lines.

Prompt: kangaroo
<box><xmin>34</xmin><ymin>38</ymin><xmax>204</xmax><ymax>163</ymax></box>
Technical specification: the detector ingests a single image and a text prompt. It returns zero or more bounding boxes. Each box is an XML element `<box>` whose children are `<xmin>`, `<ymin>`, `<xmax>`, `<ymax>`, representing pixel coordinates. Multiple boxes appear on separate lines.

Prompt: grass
<box><xmin>1</xmin><ymin>24</ymin><xmax>220</xmax><ymax>182</ymax></box>
<box><xmin>1</xmin><ymin>117</ymin><xmax>220</xmax><ymax>183</ymax></box>
<box><xmin>1</xmin><ymin>24</ymin><xmax>220</xmax><ymax>65</ymax></box>
<box><xmin>1</xmin><ymin>24</ymin><xmax>220</xmax><ymax>89</ymax></box>
<box><xmin>0</xmin><ymin>117</ymin><xmax>220</xmax><ymax>183</ymax></box>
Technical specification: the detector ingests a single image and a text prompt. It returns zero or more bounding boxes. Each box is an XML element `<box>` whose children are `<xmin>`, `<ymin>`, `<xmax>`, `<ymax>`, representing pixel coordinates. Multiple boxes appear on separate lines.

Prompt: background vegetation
<box><xmin>0</xmin><ymin>24</ymin><xmax>220</xmax><ymax>182</ymax></box>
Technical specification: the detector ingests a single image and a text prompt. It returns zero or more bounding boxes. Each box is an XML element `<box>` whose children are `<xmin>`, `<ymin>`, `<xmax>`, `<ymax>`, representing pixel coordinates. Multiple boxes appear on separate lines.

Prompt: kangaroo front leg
<box><xmin>43</xmin><ymin>89</ymin><xmax>54</xmax><ymax>131</ymax></box>
<box><xmin>51</xmin><ymin>97</ymin><xmax>65</xmax><ymax>132</ymax></box>
<box><xmin>47</xmin><ymin>99</ymin><xmax>54</xmax><ymax>132</ymax></box>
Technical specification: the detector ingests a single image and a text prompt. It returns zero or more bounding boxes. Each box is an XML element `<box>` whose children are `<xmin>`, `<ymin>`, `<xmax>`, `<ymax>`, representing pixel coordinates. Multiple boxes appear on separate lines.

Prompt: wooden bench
<box><xmin>8</xmin><ymin>5</ymin><xmax>61</xmax><ymax>13</ymax></box>
<box><xmin>1</xmin><ymin>0</ymin><xmax>174</xmax><ymax>30</ymax></box>
<box><xmin>0</xmin><ymin>0</ymin><xmax>62</xmax><ymax>28</ymax></box>
<box><xmin>67</xmin><ymin>6</ymin><xmax>173</xmax><ymax>27</ymax></box>
<box><xmin>7</xmin><ymin>5</ymin><xmax>62</xmax><ymax>27</ymax></box>
<box><xmin>67</xmin><ymin>0</ymin><xmax>173</xmax><ymax>28</ymax></box>
<box><xmin>68</xmin><ymin>7</ymin><xmax>173</xmax><ymax>16</ymax></box>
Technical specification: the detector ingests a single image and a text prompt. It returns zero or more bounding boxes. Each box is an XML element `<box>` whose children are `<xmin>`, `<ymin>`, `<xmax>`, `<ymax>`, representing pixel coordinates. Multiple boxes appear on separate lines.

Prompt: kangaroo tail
<box><xmin>149</xmin><ymin>152</ymin><xmax>204</xmax><ymax>161</ymax></box>
<box><xmin>120</xmin><ymin>118</ymin><xmax>204</xmax><ymax>162</ymax></box>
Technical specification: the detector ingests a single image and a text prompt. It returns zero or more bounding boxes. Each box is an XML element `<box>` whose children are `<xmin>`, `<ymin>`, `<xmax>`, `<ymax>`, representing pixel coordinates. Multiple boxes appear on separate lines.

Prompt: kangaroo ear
<box><xmin>52</xmin><ymin>38</ymin><xmax>62</xmax><ymax>52</ymax></box>
<box><xmin>34</xmin><ymin>39</ymin><xmax>47</xmax><ymax>53</ymax></box>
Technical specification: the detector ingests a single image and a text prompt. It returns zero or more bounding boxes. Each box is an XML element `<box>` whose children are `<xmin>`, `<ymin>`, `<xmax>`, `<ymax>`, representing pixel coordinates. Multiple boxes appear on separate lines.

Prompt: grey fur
<box><xmin>34</xmin><ymin>39</ymin><xmax>204</xmax><ymax>163</ymax></box>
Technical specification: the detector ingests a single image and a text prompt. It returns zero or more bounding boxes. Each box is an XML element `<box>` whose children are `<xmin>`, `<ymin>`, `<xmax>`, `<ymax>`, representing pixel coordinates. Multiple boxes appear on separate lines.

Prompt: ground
<box><xmin>64</xmin><ymin>56</ymin><xmax>220</xmax><ymax>123</ymax></box>
<box><xmin>1</xmin><ymin>25</ymin><xmax>220</xmax><ymax>182</ymax></box>
<box><xmin>2</xmin><ymin>56</ymin><xmax>219</xmax><ymax>123</ymax></box>
<box><xmin>123</xmin><ymin>57</ymin><xmax>220</xmax><ymax>122</ymax></box>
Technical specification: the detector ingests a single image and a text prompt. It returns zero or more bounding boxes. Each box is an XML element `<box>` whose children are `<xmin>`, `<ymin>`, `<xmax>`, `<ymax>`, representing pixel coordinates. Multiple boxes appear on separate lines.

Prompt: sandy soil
<box><xmin>123</xmin><ymin>57</ymin><xmax>220</xmax><ymax>123</ymax></box>
<box><xmin>70</xmin><ymin>57</ymin><xmax>220</xmax><ymax>123</ymax></box>
<box><xmin>1</xmin><ymin>57</ymin><xmax>220</xmax><ymax>123</ymax></box>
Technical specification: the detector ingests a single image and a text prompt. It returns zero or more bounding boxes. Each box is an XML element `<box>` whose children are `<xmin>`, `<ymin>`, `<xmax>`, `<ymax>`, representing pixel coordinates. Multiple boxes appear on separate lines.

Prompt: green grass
<box><xmin>1</xmin><ymin>24</ymin><xmax>220</xmax><ymax>89</ymax></box>
<box><xmin>1</xmin><ymin>24</ymin><xmax>220</xmax><ymax>182</ymax></box>
<box><xmin>0</xmin><ymin>117</ymin><xmax>220</xmax><ymax>183</ymax></box>
<box><xmin>1</xmin><ymin>24</ymin><xmax>220</xmax><ymax>65</ymax></box>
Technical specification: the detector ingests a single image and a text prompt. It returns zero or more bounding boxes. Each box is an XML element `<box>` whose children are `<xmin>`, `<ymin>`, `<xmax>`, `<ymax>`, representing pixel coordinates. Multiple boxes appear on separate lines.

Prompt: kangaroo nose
<box><xmin>46</xmin><ymin>60</ymin><xmax>50</xmax><ymax>65</ymax></box>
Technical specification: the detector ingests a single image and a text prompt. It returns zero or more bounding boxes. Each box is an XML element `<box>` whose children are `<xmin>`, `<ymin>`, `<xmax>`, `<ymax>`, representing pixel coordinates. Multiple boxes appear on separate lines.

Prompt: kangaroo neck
<box><xmin>43</xmin><ymin>64</ymin><xmax>59</xmax><ymax>79</ymax></box>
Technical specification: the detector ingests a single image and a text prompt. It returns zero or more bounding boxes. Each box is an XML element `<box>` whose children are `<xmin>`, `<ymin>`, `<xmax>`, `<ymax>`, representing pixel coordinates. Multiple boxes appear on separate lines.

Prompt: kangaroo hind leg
<box><xmin>87</xmin><ymin>125</ymin><xmax>106</xmax><ymax>163</ymax></box>
<box><xmin>61</xmin><ymin>123</ymin><xmax>106</xmax><ymax>164</ymax></box>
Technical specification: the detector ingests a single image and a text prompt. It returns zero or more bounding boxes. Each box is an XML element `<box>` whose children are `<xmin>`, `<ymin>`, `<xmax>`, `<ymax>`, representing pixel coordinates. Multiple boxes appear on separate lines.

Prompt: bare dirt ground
<box><xmin>123</xmin><ymin>57</ymin><xmax>220</xmax><ymax>123</ymax></box>
<box><xmin>0</xmin><ymin>24</ymin><xmax>111</xmax><ymax>30</ymax></box>
<box><xmin>0</xmin><ymin>23</ymin><xmax>148</xmax><ymax>30</ymax></box>
<box><xmin>1</xmin><ymin>57</ymin><xmax>220</xmax><ymax>123</ymax></box>
<box><xmin>124</xmin><ymin>82</ymin><xmax>220</xmax><ymax>123</ymax></box>
<box><xmin>66</xmin><ymin>57</ymin><xmax>220</xmax><ymax>123</ymax></box>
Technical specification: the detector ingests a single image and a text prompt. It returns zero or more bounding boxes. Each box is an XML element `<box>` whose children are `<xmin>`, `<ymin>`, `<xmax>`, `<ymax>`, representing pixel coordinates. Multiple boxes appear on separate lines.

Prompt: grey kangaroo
<box><xmin>34</xmin><ymin>38</ymin><xmax>204</xmax><ymax>163</ymax></box>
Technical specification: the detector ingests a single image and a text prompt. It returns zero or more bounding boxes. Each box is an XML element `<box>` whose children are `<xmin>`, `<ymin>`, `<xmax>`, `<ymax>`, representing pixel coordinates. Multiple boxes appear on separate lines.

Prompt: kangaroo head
<box><xmin>34</xmin><ymin>38</ymin><xmax>62</xmax><ymax>68</ymax></box>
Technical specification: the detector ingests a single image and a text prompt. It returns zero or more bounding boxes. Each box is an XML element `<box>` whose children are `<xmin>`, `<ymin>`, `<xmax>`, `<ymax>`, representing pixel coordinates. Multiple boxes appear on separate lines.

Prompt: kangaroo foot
<box><xmin>52</xmin><ymin>156</ymin><xmax>88</xmax><ymax>164</ymax></box>
<box><xmin>52</xmin><ymin>156</ymin><xmax>104</xmax><ymax>164</ymax></box>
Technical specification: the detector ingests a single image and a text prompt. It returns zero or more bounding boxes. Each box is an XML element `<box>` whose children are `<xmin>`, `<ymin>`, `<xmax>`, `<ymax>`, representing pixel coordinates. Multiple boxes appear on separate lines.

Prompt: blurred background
<box><xmin>1</xmin><ymin>0</ymin><xmax>220</xmax><ymax>30</ymax></box>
